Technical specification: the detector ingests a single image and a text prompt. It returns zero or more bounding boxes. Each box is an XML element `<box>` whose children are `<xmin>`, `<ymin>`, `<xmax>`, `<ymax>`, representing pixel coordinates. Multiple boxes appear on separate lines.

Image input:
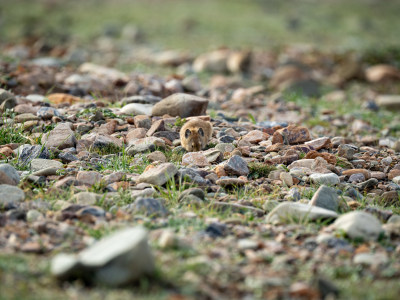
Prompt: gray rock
<box><xmin>376</xmin><ymin>95</ymin><xmax>400</xmax><ymax>110</ymax></box>
<box><xmin>120</xmin><ymin>95</ymin><xmax>161</xmax><ymax>105</ymax></box>
<box><xmin>348</xmin><ymin>173</ymin><xmax>365</xmax><ymax>183</ymax></box>
<box><xmin>178</xmin><ymin>188</ymin><xmax>205</xmax><ymax>201</ymax></box>
<box><xmin>152</xmin><ymin>93</ymin><xmax>208</xmax><ymax>118</ymax></box>
<box><xmin>17</xmin><ymin>145</ymin><xmax>51</xmax><ymax>166</ymax></box>
<box><xmin>309</xmin><ymin>185</ymin><xmax>339</xmax><ymax>212</ymax></box>
<box><xmin>333</xmin><ymin>211</ymin><xmax>382</xmax><ymax>241</ymax></box>
<box><xmin>222</xmin><ymin>155</ymin><xmax>249</xmax><ymax>176</ymax></box>
<box><xmin>337</xmin><ymin>144</ymin><xmax>356</xmax><ymax>160</ymax></box>
<box><xmin>266</xmin><ymin>202</ymin><xmax>338</xmax><ymax>224</ymax></box>
<box><xmin>138</xmin><ymin>163</ymin><xmax>177</xmax><ymax>186</ymax></box>
<box><xmin>126</xmin><ymin>143</ymin><xmax>155</xmax><ymax>155</ymax></box>
<box><xmin>0</xmin><ymin>185</ymin><xmax>25</xmax><ymax>209</ymax></box>
<box><xmin>177</xmin><ymin>168</ymin><xmax>207</xmax><ymax>186</ymax></box>
<box><xmin>387</xmin><ymin>215</ymin><xmax>400</xmax><ymax>224</ymax></box>
<box><xmin>216</xmin><ymin>177</ymin><xmax>246</xmax><ymax>187</ymax></box>
<box><xmin>59</xmin><ymin>152</ymin><xmax>79</xmax><ymax>164</ymax></box>
<box><xmin>73</xmin><ymin>192</ymin><xmax>100</xmax><ymax>206</ymax></box>
<box><xmin>215</xmin><ymin>143</ymin><xmax>235</xmax><ymax>154</ymax></box>
<box><xmin>356</xmin><ymin>178</ymin><xmax>378</xmax><ymax>190</ymax></box>
<box><xmin>30</xmin><ymin>159</ymin><xmax>63</xmax><ymax>172</ymax></box>
<box><xmin>0</xmin><ymin>164</ymin><xmax>20</xmax><ymax>185</ymax></box>
<box><xmin>286</xmin><ymin>187</ymin><xmax>301</xmax><ymax>201</ymax></box>
<box><xmin>37</xmin><ymin>106</ymin><xmax>61</xmax><ymax>119</ymax></box>
<box><xmin>41</xmin><ymin>123</ymin><xmax>76</xmax><ymax>150</ymax></box>
<box><xmin>0</xmin><ymin>88</ymin><xmax>17</xmax><ymax>111</ymax></box>
<box><xmin>131</xmin><ymin>198</ymin><xmax>168</xmax><ymax>217</ymax></box>
<box><xmin>353</xmin><ymin>252</ymin><xmax>388</xmax><ymax>266</ymax></box>
<box><xmin>309</xmin><ymin>173</ymin><xmax>340</xmax><ymax>185</ymax></box>
<box><xmin>202</xmin><ymin>148</ymin><xmax>222</xmax><ymax>163</ymax></box>
<box><xmin>92</xmin><ymin>134</ymin><xmax>123</xmax><ymax>150</ymax></box>
<box><xmin>210</xmin><ymin>202</ymin><xmax>264</xmax><ymax>217</ymax></box>
<box><xmin>51</xmin><ymin>227</ymin><xmax>155</xmax><ymax>286</ymax></box>
<box><xmin>26</xmin><ymin>209</ymin><xmax>43</xmax><ymax>222</ymax></box>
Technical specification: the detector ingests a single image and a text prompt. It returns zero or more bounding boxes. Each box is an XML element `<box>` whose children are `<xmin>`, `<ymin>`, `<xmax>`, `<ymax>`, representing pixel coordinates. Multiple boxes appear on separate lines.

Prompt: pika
<box><xmin>180</xmin><ymin>119</ymin><xmax>213</xmax><ymax>152</ymax></box>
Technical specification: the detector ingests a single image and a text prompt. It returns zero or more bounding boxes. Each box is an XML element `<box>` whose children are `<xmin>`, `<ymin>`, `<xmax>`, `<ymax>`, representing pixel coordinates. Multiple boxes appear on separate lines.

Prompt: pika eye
<box><xmin>185</xmin><ymin>129</ymin><xmax>191</xmax><ymax>138</ymax></box>
<box><xmin>198</xmin><ymin>128</ymin><xmax>204</xmax><ymax>137</ymax></box>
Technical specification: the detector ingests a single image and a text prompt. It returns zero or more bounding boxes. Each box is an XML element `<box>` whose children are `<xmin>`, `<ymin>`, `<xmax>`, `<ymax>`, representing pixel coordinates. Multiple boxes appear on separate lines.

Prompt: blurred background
<box><xmin>1</xmin><ymin>0</ymin><xmax>400</xmax><ymax>53</ymax></box>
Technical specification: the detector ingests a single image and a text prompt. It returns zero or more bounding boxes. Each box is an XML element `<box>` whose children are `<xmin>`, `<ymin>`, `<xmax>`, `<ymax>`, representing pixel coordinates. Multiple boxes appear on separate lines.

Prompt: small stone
<box><xmin>342</xmin><ymin>169</ymin><xmax>370</xmax><ymax>179</ymax></box>
<box><xmin>37</xmin><ymin>107</ymin><xmax>61</xmax><ymax>119</ymax></box>
<box><xmin>266</xmin><ymin>202</ymin><xmax>338</xmax><ymax>224</ymax></box>
<box><xmin>182</xmin><ymin>152</ymin><xmax>210</xmax><ymax>167</ymax></box>
<box><xmin>215</xmin><ymin>143</ymin><xmax>235</xmax><ymax>154</ymax></box>
<box><xmin>272</xmin><ymin>125</ymin><xmax>311</xmax><ymax>145</ymax></box>
<box><xmin>146</xmin><ymin>151</ymin><xmax>167</xmax><ymax>163</ymax></box>
<box><xmin>138</xmin><ymin>163</ymin><xmax>177</xmax><ymax>186</ymax></box>
<box><xmin>222</xmin><ymin>155</ymin><xmax>249</xmax><ymax>176</ymax></box>
<box><xmin>26</xmin><ymin>209</ymin><xmax>43</xmax><ymax>222</ymax></box>
<box><xmin>216</xmin><ymin>177</ymin><xmax>246</xmax><ymax>187</ymax></box>
<box><xmin>41</xmin><ymin>123</ymin><xmax>76</xmax><ymax>150</ymax></box>
<box><xmin>392</xmin><ymin>176</ymin><xmax>400</xmax><ymax>185</ymax></box>
<box><xmin>0</xmin><ymin>185</ymin><xmax>25</xmax><ymax>209</ymax></box>
<box><xmin>309</xmin><ymin>185</ymin><xmax>339</xmax><ymax>212</ymax></box>
<box><xmin>242</xmin><ymin>130</ymin><xmax>268</xmax><ymax>144</ymax></box>
<box><xmin>304</xmin><ymin>137</ymin><xmax>332</xmax><ymax>150</ymax></box>
<box><xmin>388</xmin><ymin>215</ymin><xmax>400</xmax><ymax>224</ymax></box>
<box><xmin>132</xmin><ymin>198</ymin><xmax>168</xmax><ymax>217</ymax></box>
<box><xmin>333</xmin><ymin>211</ymin><xmax>382</xmax><ymax>241</ymax></box>
<box><xmin>73</xmin><ymin>192</ymin><xmax>100</xmax><ymax>206</ymax></box>
<box><xmin>202</xmin><ymin>149</ymin><xmax>222</xmax><ymax>163</ymax></box>
<box><xmin>348</xmin><ymin>173</ymin><xmax>365</xmax><ymax>183</ymax></box>
<box><xmin>51</xmin><ymin>227</ymin><xmax>155</xmax><ymax>286</ymax></box>
<box><xmin>0</xmin><ymin>164</ymin><xmax>20</xmax><ymax>185</ymax></box>
<box><xmin>0</xmin><ymin>88</ymin><xmax>17</xmax><ymax>110</ymax></box>
<box><xmin>17</xmin><ymin>145</ymin><xmax>51</xmax><ymax>166</ymax></box>
<box><xmin>121</xmin><ymin>103</ymin><xmax>153</xmax><ymax>115</ymax></box>
<box><xmin>309</xmin><ymin>173</ymin><xmax>340</xmax><ymax>185</ymax></box>
<box><xmin>59</xmin><ymin>152</ymin><xmax>79</xmax><ymax>164</ymax></box>
<box><xmin>14</xmin><ymin>113</ymin><xmax>39</xmax><ymax>123</ymax></box>
<box><xmin>76</xmin><ymin>171</ymin><xmax>102</xmax><ymax>186</ymax></box>
<box><xmin>133</xmin><ymin>115</ymin><xmax>151</xmax><ymax>129</ymax></box>
<box><xmin>353</xmin><ymin>252</ymin><xmax>388</xmax><ymax>266</ymax></box>
<box><xmin>30</xmin><ymin>159</ymin><xmax>63</xmax><ymax>172</ymax></box>
<box><xmin>280</xmin><ymin>172</ymin><xmax>293</xmax><ymax>187</ymax></box>
<box><xmin>337</xmin><ymin>144</ymin><xmax>356</xmax><ymax>160</ymax></box>
<box><xmin>376</xmin><ymin>95</ymin><xmax>400</xmax><ymax>110</ymax></box>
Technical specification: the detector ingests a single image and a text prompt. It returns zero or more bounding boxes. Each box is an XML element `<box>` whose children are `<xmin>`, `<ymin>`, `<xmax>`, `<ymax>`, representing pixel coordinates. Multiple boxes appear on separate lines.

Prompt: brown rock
<box><xmin>76</xmin><ymin>171</ymin><xmax>102</xmax><ymax>186</ymax></box>
<box><xmin>47</xmin><ymin>93</ymin><xmax>82</xmax><ymax>105</ymax></box>
<box><xmin>241</xmin><ymin>130</ymin><xmax>269</xmax><ymax>144</ymax></box>
<box><xmin>272</xmin><ymin>125</ymin><xmax>311</xmax><ymax>145</ymax></box>
<box><xmin>365</xmin><ymin>64</ymin><xmax>400</xmax><ymax>83</ymax></box>
<box><xmin>146</xmin><ymin>119</ymin><xmax>165</xmax><ymax>136</ymax></box>
<box><xmin>152</xmin><ymin>93</ymin><xmax>208</xmax><ymax>118</ymax></box>
<box><xmin>133</xmin><ymin>115</ymin><xmax>151</xmax><ymax>129</ymax></box>
<box><xmin>126</xmin><ymin>128</ymin><xmax>147</xmax><ymax>143</ymax></box>
<box><xmin>304</xmin><ymin>137</ymin><xmax>332</xmax><ymax>150</ymax></box>
<box><xmin>305</xmin><ymin>151</ymin><xmax>336</xmax><ymax>165</ymax></box>
<box><xmin>182</xmin><ymin>152</ymin><xmax>210</xmax><ymax>167</ymax></box>
<box><xmin>388</xmin><ymin>169</ymin><xmax>400</xmax><ymax>180</ymax></box>
<box><xmin>343</xmin><ymin>169</ymin><xmax>371</xmax><ymax>179</ymax></box>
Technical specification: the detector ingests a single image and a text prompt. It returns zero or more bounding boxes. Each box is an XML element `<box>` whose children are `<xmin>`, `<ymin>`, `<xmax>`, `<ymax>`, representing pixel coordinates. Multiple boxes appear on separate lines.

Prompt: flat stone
<box><xmin>333</xmin><ymin>211</ymin><xmax>382</xmax><ymax>241</ymax></box>
<box><xmin>266</xmin><ymin>202</ymin><xmax>338</xmax><ymax>224</ymax></box>
<box><xmin>146</xmin><ymin>151</ymin><xmax>167</xmax><ymax>163</ymax></box>
<box><xmin>353</xmin><ymin>252</ymin><xmax>388</xmax><ymax>266</ymax></box>
<box><xmin>0</xmin><ymin>185</ymin><xmax>25</xmax><ymax>209</ymax></box>
<box><xmin>215</xmin><ymin>143</ymin><xmax>235</xmax><ymax>154</ymax></box>
<box><xmin>138</xmin><ymin>163</ymin><xmax>177</xmax><ymax>186</ymax></box>
<box><xmin>73</xmin><ymin>192</ymin><xmax>100</xmax><ymax>205</ymax></box>
<box><xmin>51</xmin><ymin>227</ymin><xmax>155</xmax><ymax>286</ymax></box>
<box><xmin>242</xmin><ymin>130</ymin><xmax>268</xmax><ymax>144</ymax></box>
<box><xmin>304</xmin><ymin>137</ymin><xmax>332</xmax><ymax>150</ymax></box>
<box><xmin>152</xmin><ymin>93</ymin><xmax>208</xmax><ymax>118</ymax></box>
<box><xmin>280</xmin><ymin>172</ymin><xmax>293</xmax><ymax>187</ymax></box>
<box><xmin>210</xmin><ymin>202</ymin><xmax>264</xmax><ymax>217</ymax></box>
<box><xmin>309</xmin><ymin>185</ymin><xmax>339</xmax><ymax>212</ymax></box>
<box><xmin>0</xmin><ymin>88</ymin><xmax>17</xmax><ymax>110</ymax></box>
<box><xmin>393</xmin><ymin>176</ymin><xmax>400</xmax><ymax>185</ymax></box>
<box><xmin>14</xmin><ymin>113</ymin><xmax>39</xmax><ymax>123</ymax></box>
<box><xmin>342</xmin><ymin>169</ymin><xmax>371</xmax><ymax>179</ymax></box>
<box><xmin>182</xmin><ymin>152</ymin><xmax>210</xmax><ymax>167</ymax></box>
<box><xmin>272</xmin><ymin>125</ymin><xmax>311</xmax><ymax>145</ymax></box>
<box><xmin>41</xmin><ymin>123</ymin><xmax>76</xmax><ymax>150</ymax></box>
<box><xmin>216</xmin><ymin>177</ymin><xmax>246</xmax><ymax>187</ymax></box>
<box><xmin>37</xmin><ymin>106</ymin><xmax>61</xmax><ymax>119</ymax></box>
<box><xmin>288</xmin><ymin>159</ymin><xmax>314</xmax><ymax>170</ymax></box>
<box><xmin>30</xmin><ymin>159</ymin><xmax>63</xmax><ymax>172</ymax></box>
<box><xmin>0</xmin><ymin>164</ymin><xmax>20</xmax><ymax>185</ymax></box>
<box><xmin>376</xmin><ymin>95</ymin><xmax>400</xmax><ymax>110</ymax></box>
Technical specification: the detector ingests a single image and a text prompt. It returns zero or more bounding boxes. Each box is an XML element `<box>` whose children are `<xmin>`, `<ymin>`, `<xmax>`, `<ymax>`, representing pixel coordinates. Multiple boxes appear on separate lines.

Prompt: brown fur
<box><xmin>180</xmin><ymin>119</ymin><xmax>213</xmax><ymax>152</ymax></box>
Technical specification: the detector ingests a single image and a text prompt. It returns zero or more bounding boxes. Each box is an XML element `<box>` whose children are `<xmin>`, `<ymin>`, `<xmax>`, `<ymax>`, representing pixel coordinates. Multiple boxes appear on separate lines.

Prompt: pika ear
<box><xmin>198</xmin><ymin>127</ymin><xmax>204</xmax><ymax>136</ymax></box>
<box><xmin>185</xmin><ymin>129</ymin><xmax>191</xmax><ymax>138</ymax></box>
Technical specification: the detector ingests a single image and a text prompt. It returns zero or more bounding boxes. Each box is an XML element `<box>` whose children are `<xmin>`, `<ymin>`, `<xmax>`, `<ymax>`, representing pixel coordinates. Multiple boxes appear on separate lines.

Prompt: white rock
<box><xmin>333</xmin><ymin>211</ymin><xmax>382</xmax><ymax>241</ymax></box>
<box><xmin>309</xmin><ymin>173</ymin><xmax>340</xmax><ymax>185</ymax></box>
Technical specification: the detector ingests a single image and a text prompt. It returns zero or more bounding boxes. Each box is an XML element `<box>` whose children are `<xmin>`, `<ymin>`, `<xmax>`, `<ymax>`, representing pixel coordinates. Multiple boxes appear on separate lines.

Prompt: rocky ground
<box><xmin>1</xmin><ymin>38</ymin><xmax>400</xmax><ymax>300</ymax></box>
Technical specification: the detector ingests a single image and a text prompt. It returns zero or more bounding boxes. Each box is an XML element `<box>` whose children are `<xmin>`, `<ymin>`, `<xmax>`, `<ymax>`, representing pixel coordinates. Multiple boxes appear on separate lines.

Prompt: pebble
<box><xmin>131</xmin><ymin>198</ymin><xmax>168</xmax><ymax>217</ymax></box>
<box><xmin>222</xmin><ymin>155</ymin><xmax>249</xmax><ymax>176</ymax></box>
<box><xmin>0</xmin><ymin>185</ymin><xmax>25</xmax><ymax>209</ymax></box>
<box><xmin>138</xmin><ymin>163</ymin><xmax>178</xmax><ymax>186</ymax></box>
<box><xmin>30</xmin><ymin>159</ymin><xmax>63</xmax><ymax>172</ymax></box>
<box><xmin>309</xmin><ymin>173</ymin><xmax>340</xmax><ymax>185</ymax></box>
<box><xmin>309</xmin><ymin>185</ymin><xmax>339</xmax><ymax>212</ymax></box>
<box><xmin>0</xmin><ymin>164</ymin><xmax>20</xmax><ymax>185</ymax></box>
<box><xmin>41</xmin><ymin>123</ymin><xmax>77</xmax><ymax>150</ymax></box>
<box><xmin>152</xmin><ymin>93</ymin><xmax>208</xmax><ymax>118</ymax></box>
<box><xmin>333</xmin><ymin>211</ymin><xmax>382</xmax><ymax>241</ymax></box>
<box><xmin>182</xmin><ymin>152</ymin><xmax>210</xmax><ymax>167</ymax></box>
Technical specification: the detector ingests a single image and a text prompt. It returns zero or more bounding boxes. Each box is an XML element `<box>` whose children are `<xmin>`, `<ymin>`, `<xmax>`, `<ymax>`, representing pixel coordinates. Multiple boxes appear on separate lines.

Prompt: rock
<box><xmin>0</xmin><ymin>164</ymin><xmax>20</xmax><ymax>185</ymax></box>
<box><xmin>0</xmin><ymin>88</ymin><xmax>17</xmax><ymax>110</ymax></box>
<box><xmin>30</xmin><ymin>159</ymin><xmax>63</xmax><ymax>172</ymax></box>
<box><xmin>131</xmin><ymin>198</ymin><xmax>168</xmax><ymax>217</ymax></box>
<box><xmin>337</xmin><ymin>144</ymin><xmax>356</xmax><ymax>160</ymax></box>
<box><xmin>182</xmin><ymin>152</ymin><xmax>210</xmax><ymax>167</ymax></box>
<box><xmin>178</xmin><ymin>188</ymin><xmax>205</xmax><ymax>201</ymax></box>
<box><xmin>37</xmin><ymin>107</ymin><xmax>61</xmax><ymax>119</ymax></box>
<box><xmin>287</xmin><ymin>187</ymin><xmax>301</xmax><ymax>201</ymax></box>
<box><xmin>51</xmin><ymin>227</ymin><xmax>155</xmax><ymax>286</ymax></box>
<box><xmin>76</xmin><ymin>171</ymin><xmax>102</xmax><ymax>186</ymax></box>
<box><xmin>146</xmin><ymin>151</ymin><xmax>167</xmax><ymax>163</ymax></box>
<box><xmin>133</xmin><ymin>115</ymin><xmax>152</xmax><ymax>129</ymax></box>
<box><xmin>304</xmin><ymin>137</ymin><xmax>332</xmax><ymax>150</ymax></box>
<box><xmin>288</xmin><ymin>159</ymin><xmax>314</xmax><ymax>170</ymax></box>
<box><xmin>393</xmin><ymin>176</ymin><xmax>400</xmax><ymax>185</ymax></box>
<box><xmin>211</xmin><ymin>202</ymin><xmax>264</xmax><ymax>217</ymax></box>
<box><xmin>14</xmin><ymin>113</ymin><xmax>39</xmax><ymax>123</ymax></box>
<box><xmin>202</xmin><ymin>148</ymin><xmax>222</xmax><ymax>163</ymax></box>
<box><xmin>215</xmin><ymin>143</ymin><xmax>235</xmax><ymax>154</ymax></box>
<box><xmin>0</xmin><ymin>185</ymin><xmax>25</xmax><ymax>209</ymax></box>
<box><xmin>366</xmin><ymin>65</ymin><xmax>400</xmax><ymax>83</ymax></box>
<box><xmin>26</xmin><ymin>209</ymin><xmax>43</xmax><ymax>222</ymax></box>
<box><xmin>241</xmin><ymin>130</ymin><xmax>268</xmax><ymax>144</ymax></box>
<box><xmin>216</xmin><ymin>177</ymin><xmax>246</xmax><ymax>187</ymax></box>
<box><xmin>376</xmin><ymin>95</ymin><xmax>400</xmax><ymax>110</ymax></box>
<box><xmin>222</xmin><ymin>155</ymin><xmax>249</xmax><ymax>176</ymax></box>
<box><xmin>353</xmin><ymin>252</ymin><xmax>388</xmax><ymax>266</ymax></box>
<box><xmin>388</xmin><ymin>215</ymin><xmax>400</xmax><ymax>224</ymax></box>
<box><xmin>333</xmin><ymin>211</ymin><xmax>382</xmax><ymax>241</ymax></box>
<box><xmin>266</xmin><ymin>202</ymin><xmax>338</xmax><ymax>224</ymax></box>
<box><xmin>272</xmin><ymin>125</ymin><xmax>311</xmax><ymax>145</ymax></box>
<box><xmin>342</xmin><ymin>169</ymin><xmax>371</xmax><ymax>179</ymax></box>
<box><xmin>309</xmin><ymin>173</ymin><xmax>340</xmax><ymax>185</ymax></box>
<box><xmin>280</xmin><ymin>172</ymin><xmax>293</xmax><ymax>187</ymax></box>
<box><xmin>146</xmin><ymin>119</ymin><xmax>165</xmax><ymax>136</ymax></box>
<box><xmin>121</xmin><ymin>103</ymin><xmax>153</xmax><ymax>116</ymax></box>
<box><xmin>177</xmin><ymin>168</ymin><xmax>207</xmax><ymax>186</ymax></box>
<box><xmin>348</xmin><ymin>173</ymin><xmax>365</xmax><ymax>183</ymax></box>
<box><xmin>41</xmin><ymin>123</ymin><xmax>76</xmax><ymax>150</ymax></box>
<box><xmin>152</xmin><ymin>93</ymin><xmax>208</xmax><ymax>118</ymax></box>
<box><xmin>193</xmin><ymin>49</ymin><xmax>229</xmax><ymax>73</ymax></box>
<box><xmin>59</xmin><ymin>152</ymin><xmax>79</xmax><ymax>164</ymax></box>
<box><xmin>138</xmin><ymin>163</ymin><xmax>177</xmax><ymax>186</ymax></box>
<box><xmin>309</xmin><ymin>185</ymin><xmax>339</xmax><ymax>212</ymax></box>
<box><xmin>73</xmin><ymin>192</ymin><xmax>100</xmax><ymax>206</ymax></box>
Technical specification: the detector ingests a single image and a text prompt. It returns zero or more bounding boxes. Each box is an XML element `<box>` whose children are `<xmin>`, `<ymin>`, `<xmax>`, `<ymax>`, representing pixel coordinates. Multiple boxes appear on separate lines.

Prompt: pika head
<box><xmin>180</xmin><ymin>119</ymin><xmax>212</xmax><ymax>152</ymax></box>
